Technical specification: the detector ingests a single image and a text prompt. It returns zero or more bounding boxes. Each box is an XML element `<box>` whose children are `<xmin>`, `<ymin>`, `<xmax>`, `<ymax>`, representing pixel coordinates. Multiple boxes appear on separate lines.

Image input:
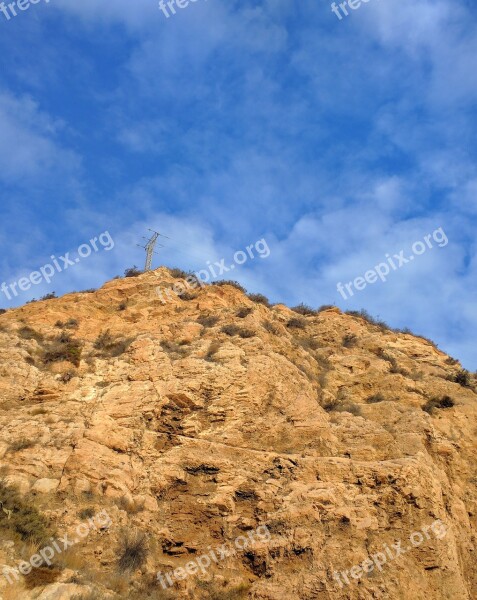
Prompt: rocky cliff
<box><xmin>0</xmin><ymin>268</ymin><xmax>476</xmax><ymax>600</ymax></box>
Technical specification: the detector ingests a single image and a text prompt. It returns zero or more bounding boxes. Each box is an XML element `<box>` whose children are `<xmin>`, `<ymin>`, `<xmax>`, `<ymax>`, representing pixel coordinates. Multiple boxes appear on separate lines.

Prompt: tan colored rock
<box><xmin>0</xmin><ymin>268</ymin><xmax>475</xmax><ymax>599</ymax></box>
<box><xmin>31</xmin><ymin>478</ymin><xmax>60</xmax><ymax>494</ymax></box>
<box><xmin>33</xmin><ymin>584</ymin><xmax>93</xmax><ymax>600</ymax></box>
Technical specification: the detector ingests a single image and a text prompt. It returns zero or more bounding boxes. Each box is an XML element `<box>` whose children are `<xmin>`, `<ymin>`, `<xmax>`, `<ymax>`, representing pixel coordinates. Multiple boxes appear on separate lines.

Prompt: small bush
<box><xmin>342</xmin><ymin>334</ymin><xmax>358</xmax><ymax>348</ymax></box>
<box><xmin>413</xmin><ymin>333</ymin><xmax>439</xmax><ymax>348</ymax></box>
<box><xmin>160</xmin><ymin>340</ymin><xmax>191</xmax><ymax>357</ymax></box>
<box><xmin>40</xmin><ymin>292</ymin><xmax>57</xmax><ymax>301</ymax></box>
<box><xmin>222</xmin><ymin>325</ymin><xmax>255</xmax><ymax>339</ymax></box>
<box><xmin>212</xmin><ymin>280</ymin><xmax>247</xmax><ymax>293</ymax></box>
<box><xmin>221</xmin><ymin>324</ymin><xmax>241</xmax><ymax>337</ymax></box>
<box><xmin>9</xmin><ymin>438</ymin><xmax>35</xmax><ymax>452</ymax></box>
<box><xmin>238</xmin><ymin>328</ymin><xmax>255</xmax><ymax>339</ymax></box>
<box><xmin>452</xmin><ymin>370</ymin><xmax>471</xmax><ymax>388</ymax></box>
<box><xmin>65</xmin><ymin>318</ymin><xmax>78</xmax><ymax>328</ymax></box>
<box><xmin>118</xmin><ymin>301</ymin><xmax>127</xmax><ymax>311</ymax></box>
<box><xmin>18</xmin><ymin>326</ymin><xmax>44</xmax><ymax>343</ymax></box>
<box><xmin>391</xmin><ymin>365</ymin><xmax>409</xmax><ymax>376</ymax></box>
<box><xmin>291</xmin><ymin>303</ymin><xmax>316</xmax><ymax>316</ymax></box>
<box><xmin>81</xmin><ymin>288</ymin><xmax>96</xmax><ymax>293</ymax></box>
<box><xmin>78</xmin><ymin>507</ymin><xmax>95</xmax><ymax>520</ymax></box>
<box><xmin>0</xmin><ymin>308</ymin><xmax>7</xmax><ymax>315</ymax></box>
<box><xmin>262</xmin><ymin>320</ymin><xmax>280</xmax><ymax>335</ymax></box>
<box><xmin>318</xmin><ymin>392</ymin><xmax>335</xmax><ymax>410</ymax></box>
<box><xmin>178</xmin><ymin>291</ymin><xmax>198</xmax><ymax>301</ymax></box>
<box><xmin>317</xmin><ymin>304</ymin><xmax>335</xmax><ymax>313</ymax></box>
<box><xmin>445</xmin><ymin>357</ymin><xmax>459</xmax><ymax>366</ymax></box>
<box><xmin>168</xmin><ymin>268</ymin><xmax>202</xmax><ymax>290</ymax></box>
<box><xmin>117</xmin><ymin>530</ymin><xmax>148</xmax><ymax>572</ymax></box>
<box><xmin>287</xmin><ymin>317</ymin><xmax>307</xmax><ymax>330</ymax></box>
<box><xmin>366</xmin><ymin>393</ymin><xmax>385</xmax><ymax>404</ymax></box>
<box><xmin>377</xmin><ymin>350</ymin><xmax>408</xmax><ymax>375</ymax></box>
<box><xmin>422</xmin><ymin>395</ymin><xmax>455</xmax><ymax>414</ymax></box>
<box><xmin>42</xmin><ymin>337</ymin><xmax>82</xmax><ymax>367</ymax></box>
<box><xmin>94</xmin><ymin>330</ymin><xmax>134</xmax><ymax>358</ymax></box>
<box><xmin>57</xmin><ymin>331</ymin><xmax>72</xmax><ymax>344</ymax></box>
<box><xmin>186</xmin><ymin>272</ymin><xmax>202</xmax><ymax>287</ymax></box>
<box><xmin>345</xmin><ymin>309</ymin><xmax>390</xmax><ymax>331</ymax></box>
<box><xmin>0</xmin><ymin>479</ymin><xmax>53</xmax><ymax>543</ymax></box>
<box><xmin>169</xmin><ymin>267</ymin><xmax>189</xmax><ymax>279</ymax></box>
<box><xmin>124</xmin><ymin>266</ymin><xmax>143</xmax><ymax>278</ymax></box>
<box><xmin>197</xmin><ymin>315</ymin><xmax>220</xmax><ymax>328</ymax></box>
<box><xmin>247</xmin><ymin>293</ymin><xmax>270</xmax><ymax>307</ymax></box>
<box><xmin>236</xmin><ymin>307</ymin><xmax>253</xmax><ymax>318</ymax></box>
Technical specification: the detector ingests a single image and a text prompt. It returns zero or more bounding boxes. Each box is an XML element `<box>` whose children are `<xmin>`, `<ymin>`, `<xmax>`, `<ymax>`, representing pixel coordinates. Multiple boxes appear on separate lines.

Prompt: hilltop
<box><xmin>0</xmin><ymin>268</ymin><xmax>476</xmax><ymax>600</ymax></box>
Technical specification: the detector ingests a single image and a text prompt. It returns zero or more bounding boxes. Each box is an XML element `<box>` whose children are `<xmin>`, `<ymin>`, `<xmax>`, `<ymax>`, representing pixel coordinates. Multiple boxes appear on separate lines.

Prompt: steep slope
<box><xmin>0</xmin><ymin>268</ymin><xmax>476</xmax><ymax>600</ymax></box>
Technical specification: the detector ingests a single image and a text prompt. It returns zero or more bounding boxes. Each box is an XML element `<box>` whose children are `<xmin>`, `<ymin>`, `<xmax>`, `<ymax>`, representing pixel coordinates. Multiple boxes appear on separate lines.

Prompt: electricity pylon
<box><xmin>137</xmin><ymin>229</ymin><xmax>170</xmax><ymax>271</ymax></box>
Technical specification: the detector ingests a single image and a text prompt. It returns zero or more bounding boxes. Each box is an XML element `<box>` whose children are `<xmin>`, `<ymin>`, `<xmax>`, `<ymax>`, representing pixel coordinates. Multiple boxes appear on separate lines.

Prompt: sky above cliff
<box><xmin>0</xmin><ymin>0</ymin><xmax>476</xmax><ymax>369</ymax></box>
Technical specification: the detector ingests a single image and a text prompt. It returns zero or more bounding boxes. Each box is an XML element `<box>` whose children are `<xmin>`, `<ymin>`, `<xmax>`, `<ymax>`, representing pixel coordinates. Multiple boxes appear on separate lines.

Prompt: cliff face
<box><xmin>0</xmin><ymin>268</ymin><xmax>476</xmax><ymax>600</ymax></box>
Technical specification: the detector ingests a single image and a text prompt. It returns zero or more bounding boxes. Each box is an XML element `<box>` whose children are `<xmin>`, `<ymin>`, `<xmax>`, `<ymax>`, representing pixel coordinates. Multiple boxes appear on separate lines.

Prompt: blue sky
<box><xmin>0</xmin><ymin>0</ymin><xmax>475</xmax><ymax>369</ymax></box>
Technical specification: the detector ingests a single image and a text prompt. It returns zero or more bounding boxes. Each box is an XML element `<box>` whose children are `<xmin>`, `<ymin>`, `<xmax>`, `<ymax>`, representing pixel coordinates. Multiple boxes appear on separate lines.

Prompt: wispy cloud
<box><xmin>0</xmin><ymin>0</ymin><xmax>475</xmax><ymax>369</ymax></box>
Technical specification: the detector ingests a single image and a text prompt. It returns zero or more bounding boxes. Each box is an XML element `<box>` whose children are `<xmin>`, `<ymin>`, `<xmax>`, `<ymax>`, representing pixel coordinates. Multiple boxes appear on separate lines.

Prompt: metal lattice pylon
<box><xmin>137</xmin><ymin>229</ymin><xmax>170</xmax><ymax>271</ymax></box>
<box><xmin>145</xmin><ymin>232</ymin><xmax>159</xmax><ymax>271</ymax></box>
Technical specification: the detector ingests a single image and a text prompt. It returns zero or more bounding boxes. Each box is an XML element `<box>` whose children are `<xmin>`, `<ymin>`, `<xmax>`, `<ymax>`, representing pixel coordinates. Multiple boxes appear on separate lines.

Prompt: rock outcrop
<box><xmin>0</xmin><ymin>268</ymin><xmax>475</xmax><ymax>599</ymax></box>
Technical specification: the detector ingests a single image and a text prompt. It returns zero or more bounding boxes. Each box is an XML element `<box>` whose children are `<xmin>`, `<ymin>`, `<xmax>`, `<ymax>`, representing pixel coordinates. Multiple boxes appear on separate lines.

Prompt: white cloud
<box><xmin>0</xmin><ymin>92</ymin><xmax>79</xmax><ymax>183</ymax></box>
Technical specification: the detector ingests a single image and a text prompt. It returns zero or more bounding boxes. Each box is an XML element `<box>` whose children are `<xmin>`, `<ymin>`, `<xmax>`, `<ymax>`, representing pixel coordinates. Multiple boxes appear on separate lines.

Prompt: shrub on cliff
<box><xmin>124</xmin><ymin>266</ymin><xmax>143</xmax><ymax>278</ymax></box>
<box><xmin>422</xmin><ymin>396</ymin><xmax>455</xmax><ymax>414</ymax></box>
<box><xmin>248</xmin><ymin>293</ymin><xmax>270</xmax><ymax>307</ymax></box>
<box><xmin>42</xmin><ymin>336</ymin><xmax>83</xmax><ymax>367</ymax></box>
<box><xmin>94</xmin><ymin>330</ymin><xmax>134</xmax><ymax>358</ymax></box>
<box><xmin>287</xmin><ymin>317</ymin><xmax>307</xmax><ymax>330</ymax></box>
<box><xmin>212</xmin><ymin>280</ymin><xmax>247</xmax><ymax>293</ymax></box>
<box><xmin>0</xmin><ymin>479</ymin><xmax>53</xmax><ymax>543</ymax></box>
<box><xmin>117</xmin><ymin>530</ymin><xmax>148</xmax><ymax>572</ymax></box>
<box><xmin>291</xmin><ymin>303</ymin><xmax>316</xmax><ymax>316</ymax></box>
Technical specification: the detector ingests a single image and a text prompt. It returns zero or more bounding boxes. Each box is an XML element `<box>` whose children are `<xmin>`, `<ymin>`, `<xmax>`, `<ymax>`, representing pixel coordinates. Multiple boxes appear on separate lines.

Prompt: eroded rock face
<box><xmin>0</xmin><ymin>268</ymin><xmax>476</xmax><ymax>599</ymax></box>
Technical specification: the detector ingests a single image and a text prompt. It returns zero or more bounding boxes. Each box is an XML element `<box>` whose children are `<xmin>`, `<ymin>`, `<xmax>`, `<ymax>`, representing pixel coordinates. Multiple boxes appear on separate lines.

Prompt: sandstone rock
<box><xmin>32</xmin><ymin>478</ymin><xmax>60</xmax><ymax>494</ymax></box>
<box><xmin>33</xmin><ymin>583</ymin><xmax>92</xmax><ymax>600</ymax></box>
<box><xmin>0</xmin><ymin>268</ymin><xmax>475</xmax><ymax>599</ymax></box>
